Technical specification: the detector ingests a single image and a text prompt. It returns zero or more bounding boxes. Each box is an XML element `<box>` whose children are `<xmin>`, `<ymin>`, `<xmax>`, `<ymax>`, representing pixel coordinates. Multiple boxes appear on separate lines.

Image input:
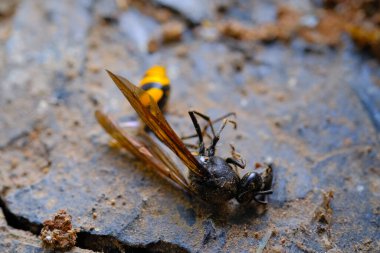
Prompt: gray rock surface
<box><xmin>154</xmin><ymin>0</ymin><xmax>212</xmax><ymax>23</ymax></box>
<box><xmin>0</xmin><ymin>208</ymin><xmax>91</xmax><ymax>253</ymax></box>
<box><xmin>1</xmin><ymin>0</ymin><xmax>379</xmax><ymax>252</ymax></box>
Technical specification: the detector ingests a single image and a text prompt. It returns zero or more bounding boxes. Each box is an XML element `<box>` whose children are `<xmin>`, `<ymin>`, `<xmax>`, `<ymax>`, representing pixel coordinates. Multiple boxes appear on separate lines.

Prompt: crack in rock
<box><xmin>0</xmin><ymin>196</ymin><xmax>190</xmax><ymax>253</ymax></box>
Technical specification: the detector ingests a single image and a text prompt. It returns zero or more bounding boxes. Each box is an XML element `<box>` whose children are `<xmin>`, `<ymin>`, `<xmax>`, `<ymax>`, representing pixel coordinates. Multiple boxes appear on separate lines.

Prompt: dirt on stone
<box><xmin>0</xmin><ymin>0</ymin><xmax>379</xmax><ymax>252</ymax></box>
<box><xmin>219</xmin><ymin>0</ymin><xmax>380</xmax><ymax>59</ymax></box>
<box><xmin>40</xmin><ymin>210</ymin><xmax>77</xmax><ymax>251</ymax></box>
<box><xmin>313</xmin><ymin>190</ymin><xmax>334</xmax><ymax>226</ymax></box>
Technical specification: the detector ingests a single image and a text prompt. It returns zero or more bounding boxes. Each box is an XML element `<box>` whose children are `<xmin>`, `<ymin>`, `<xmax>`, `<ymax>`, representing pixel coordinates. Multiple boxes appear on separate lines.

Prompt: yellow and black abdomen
<box><xmin>138</xmin><ymin>65</ymin><xmax>170</xmax><ymax>111</ymax></box>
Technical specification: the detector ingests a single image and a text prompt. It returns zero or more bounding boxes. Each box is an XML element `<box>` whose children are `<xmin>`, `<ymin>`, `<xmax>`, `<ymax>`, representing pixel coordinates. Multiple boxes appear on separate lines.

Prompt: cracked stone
<box><xmin>1</xmin><ymin>0</ymin><xmax>380</xmax><ymax>252</ymax></box>
<box><xmin>0</xmin><ymin>207</ymin><xmax>91</xmax><ymax>253</ymax></box>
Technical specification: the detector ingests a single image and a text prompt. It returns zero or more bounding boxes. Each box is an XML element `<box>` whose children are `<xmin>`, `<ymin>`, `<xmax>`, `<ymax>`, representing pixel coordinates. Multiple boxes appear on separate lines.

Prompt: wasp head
<box><xmin>236</xmin><ymin>163</ymin><xmax>273</xmax><ymax>204</ymax></box>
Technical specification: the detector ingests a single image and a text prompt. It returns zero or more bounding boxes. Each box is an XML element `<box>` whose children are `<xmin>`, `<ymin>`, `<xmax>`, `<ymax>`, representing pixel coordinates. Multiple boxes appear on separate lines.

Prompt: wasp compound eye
<box><xmin>236</xmin><ymin>172</ymin><xmax>263</xmax><ymax>203</ymax></box>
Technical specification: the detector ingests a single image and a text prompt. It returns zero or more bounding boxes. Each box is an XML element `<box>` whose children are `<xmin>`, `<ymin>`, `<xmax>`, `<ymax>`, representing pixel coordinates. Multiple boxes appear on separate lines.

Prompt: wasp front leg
<box><xmin>226</xmin><ymin>157</ymin><xmax>246</xmax><ymax>169</ymax></box>
<box><xmin>226</xmin><ymin>144</ymin><xmax>246</xmax><ymax>173</ymax></box>
<box><xmin>255</xmin><ymin>163</ymin><xmax>274</xmax><ymax>204</ymax></box>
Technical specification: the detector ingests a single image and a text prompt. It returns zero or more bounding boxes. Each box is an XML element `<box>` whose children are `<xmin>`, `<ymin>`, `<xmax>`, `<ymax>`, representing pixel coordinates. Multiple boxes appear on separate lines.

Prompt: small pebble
<box><xmin>161</xmin><ymin>21</ymin><xmax>184</xmax><ymax>43</ymax></box>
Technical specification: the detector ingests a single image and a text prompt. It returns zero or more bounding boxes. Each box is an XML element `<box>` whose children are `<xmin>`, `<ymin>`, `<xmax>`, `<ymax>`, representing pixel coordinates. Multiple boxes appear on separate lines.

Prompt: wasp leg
<box><xmin>257</xmin><ymin>189</ymin><xmax>273</xmax><ymax>195</ymax></box>
<box><xmin>181</xmin><ymin>132</ymin><xmax>212</xmax><ymax>141</ymax></box>
<box><xmin>254</xmin><ymin>189</ymin><xmax>273</xmax><ymax>204</ymax></box>
<box><xmin>183</xmin><ymin>142</ymin><xmax>199</xmax><ymax>149</ymax></box>
<box><xmin>197</xmin><ymin>112</ymin><xmax>236</xmax><ymax>138</ymax></box>
<box><xmin>181</xmin><ymin>112</ymin><xmax>236</xmax><ymax>141</ymax></box>
<box><xmin>253</xmin><ymin>196</ymin><xmax>268</xmax><ymax>204</ymax></box>
<box><xmin>189</xmin><ymin>111</ymin><xmax>217</xmax><ymax>138</ymax></box>
<box><xmin>209</xmin><ymin>119</ymin><xmax>237</xmax><ymax>156</ymax></box>
<box><xmin>181</xmin><ymin>133</ymin><xmax>198</xmax><ymax>140</ymax></box>
<box><xmin>229</xmin><ymin>144</ymin><xmax>241</xmax><ymax>158</ymax></box>
<box><xmin>188</xmin><ymin>111</ymin><xmax>205</xmax><ymax>155</ymax></box>
<box><xmin>209</xmin><ymin>112</ymin><xmax>237</xmax><ymax>129</ymax></box>
<box><xmin>226</xmin><ymin>157</ymin><xmax>246</xmax><ymax>169</ymax></box>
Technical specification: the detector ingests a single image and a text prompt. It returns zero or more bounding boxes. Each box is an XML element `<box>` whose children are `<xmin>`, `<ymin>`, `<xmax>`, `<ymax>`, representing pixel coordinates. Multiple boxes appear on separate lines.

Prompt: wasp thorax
<box><xmin>189</xmin><ymin>156</ymin><xmax>240</xmax><ymax>204</ymax></box>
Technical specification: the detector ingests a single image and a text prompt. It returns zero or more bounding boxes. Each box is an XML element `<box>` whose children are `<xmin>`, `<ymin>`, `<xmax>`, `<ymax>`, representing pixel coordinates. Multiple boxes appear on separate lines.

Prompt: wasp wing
<box><xmin>106</xmin><ymin>70</ymin><xmax>207</xmax><ymax>178</ymax></box>
<box><xmin>137</xmin><ymin>131</ymin><xmax>189</xmax><ymax>185</ymax></box>
<box><xmin>95</xmin><ymin>110</ymin><xmax>191</xmax><ymax>192</ymax></box>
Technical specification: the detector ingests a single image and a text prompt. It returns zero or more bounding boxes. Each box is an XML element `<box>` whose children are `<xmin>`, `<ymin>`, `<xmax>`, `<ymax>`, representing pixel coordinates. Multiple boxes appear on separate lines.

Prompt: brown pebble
<box><xmin>92</xmin><ymin>212</ymin><xmax>97</xmax><ymax>219</ymax></box>
<box><xmin>29</xmin><ymin>131</ymin><xmax>39</xmax><ymax>140</ymax></box>
<box><xmin>154</xmin><ymin>8</ymin><xmax>172</xmax><ymax>23</ymax></box>
<box><xmin>40</xmin><ymin>210</ymin><xmax>77</xmax><ymax>250</ymax></box>
<box><xmin>343</xmin><ymin>138</ymin><xmax>352</xmax><ymax>146</ymax></box>
<box><xmin>116</xmin><ymin>0</ymin><xmax>128</xmax><ymax>10</ymax></box>
<box><xmin>275</xmin><ymin>93</ymin><xmax>287</xmax><ymax>102</ymax></box>
<box><xmin>41</xmin><ymin>166</ymin><xmax>50</xmax><ymax>174</ymax></box>
<box><xmin>271</xmin><ymin>245</ymin><xmax>284</xmax><ymax>253</ymax></box>
<box><xmin>175</xmin><ymin>45</ymin><xmax>189</xmax><ymax>57</ymax></box>
<box><xmin>274</xmin><ymin>121</ymin><xmax>282</xmax><ymax>128</ymax></box>
<box><xmin>219</xmin><ymin>20</ymin><xmax>249</xmax><ymax>40</ymax></box>
<box><xmin>10</xmin><ymin>158</ymin><xmax>19</xmax><ymax>169</ymax></box>
<box><xmin>87</xmin><ymin>62</ymin><xmax>101</xmax><ymax>73</ymax></box>
<box><xmin>161</xmin><ymin>21</ymin><xmax>184</xmax><ymax>44</ymax></box>
<box><xmin>46</xmin><ymin>128</ymin><xmax>53</xmax><ymax>136</ymax></box>
<box><xmin>148</xmin><ymin>38</ymin><xmax>160</xmax><ymax>53</ymax></box>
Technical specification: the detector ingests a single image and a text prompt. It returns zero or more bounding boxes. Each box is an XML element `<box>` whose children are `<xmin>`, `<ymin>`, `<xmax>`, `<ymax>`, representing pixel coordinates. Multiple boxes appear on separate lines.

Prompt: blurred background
<box><xmin>0</xmin><ymin>0</ymin><xmax>379</xmax><ymax>252</ymax></box>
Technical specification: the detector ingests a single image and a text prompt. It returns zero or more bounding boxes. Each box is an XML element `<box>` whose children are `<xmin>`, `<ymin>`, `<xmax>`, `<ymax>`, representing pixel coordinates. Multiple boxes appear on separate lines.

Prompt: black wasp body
<box><xmin>185</xmin><ymin>111</ymin><xmax>273</xmax><ymax>204</ymax></box>
<box><xmin>189</xmin><ymin>156</ymin><xmax>273</xmax><ymax>204</ymax></box>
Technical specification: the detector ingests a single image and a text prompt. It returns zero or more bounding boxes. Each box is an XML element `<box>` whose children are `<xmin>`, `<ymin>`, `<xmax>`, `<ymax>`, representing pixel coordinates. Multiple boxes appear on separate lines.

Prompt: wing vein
<box><xmin>95</xmin><ymin>110</ymin><xmax>191</xmax><ymax>192</ymax></box>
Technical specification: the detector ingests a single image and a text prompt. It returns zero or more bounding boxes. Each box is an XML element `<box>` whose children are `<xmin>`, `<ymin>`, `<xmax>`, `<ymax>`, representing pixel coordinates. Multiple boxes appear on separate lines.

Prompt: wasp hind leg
<box><xmin>181</xmin><ymin>112</ymin><xmax>236</xmax><ymax>141</ymax></box>
<box><xmin>208</xmin><ymin>119</ymin><xmax>237</xmax><ymax>156</ymax></box>
<box><xmin>189</xmin><ymin>111</ymin><xmax>217</xmax><ymax>138</ymax></box>
<box><xmin>188</xmin><ymin>111</ymin><xmax>206</xmax><ymax>155</ymax></box>
<box><xmin>183</xmin><ymin>142</ymin><xmax>199</xmax><ymax>150</ymax></box>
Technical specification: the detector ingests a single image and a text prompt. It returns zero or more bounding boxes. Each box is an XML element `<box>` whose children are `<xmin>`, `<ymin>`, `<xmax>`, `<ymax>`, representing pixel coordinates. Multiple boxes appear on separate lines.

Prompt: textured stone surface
<box><xmin>0</xmin><ymin>208</ymin><xmax>91</xmax><ymax>253</ymax></box>
<box><xmin>154</xmin><ymin>0</ymin><xmax>213</xmax><ymax>24</ymax></box>
<box><xmin>1</xmin><ymin>0</ymin><xmax>379</xmax><ymax>252</ymax></box>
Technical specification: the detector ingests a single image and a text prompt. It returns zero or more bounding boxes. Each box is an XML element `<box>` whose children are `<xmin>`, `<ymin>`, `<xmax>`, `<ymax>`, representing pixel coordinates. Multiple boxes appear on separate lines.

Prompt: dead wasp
<box><xmin>96</xmin><ymin>70</ymin><xmax>273</xmax><ymax>205</ymax></box>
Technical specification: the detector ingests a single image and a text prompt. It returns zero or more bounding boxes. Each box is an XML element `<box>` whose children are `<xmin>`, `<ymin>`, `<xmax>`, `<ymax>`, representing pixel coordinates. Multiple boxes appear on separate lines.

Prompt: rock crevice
<box><xmin>0</xmin><ymin>196</ymin><xmax>190</xmax><ymax>253</ymax></box>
